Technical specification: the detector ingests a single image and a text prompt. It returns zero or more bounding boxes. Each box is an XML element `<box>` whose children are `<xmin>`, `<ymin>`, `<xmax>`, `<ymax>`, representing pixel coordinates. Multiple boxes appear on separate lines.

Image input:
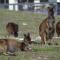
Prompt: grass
<box><xmin>0</xmin><ymin>44</ymin><xmax>60</xmax><ymax>60</ymax></box>
<box><xmin>0</xmin><ymin>9</ymin><xmax>60</xmax><ymax>38</ymax></box>
<box><xmin>0</xmin><ymin>9</ymin><xmax>60</xmax><ymax>60</ymax></box>
<box><xmin>0</xmin><ymin>9</ymin><xmax>55</xmax><ymax>37</ymax></box>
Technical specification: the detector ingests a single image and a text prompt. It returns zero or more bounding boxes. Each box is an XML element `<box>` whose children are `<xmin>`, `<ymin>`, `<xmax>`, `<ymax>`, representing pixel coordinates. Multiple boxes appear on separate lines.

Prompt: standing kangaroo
<box><xmin>39</xmin><ymin>5</ymin><xmax>55</xmax><ymax>44</ymax></box>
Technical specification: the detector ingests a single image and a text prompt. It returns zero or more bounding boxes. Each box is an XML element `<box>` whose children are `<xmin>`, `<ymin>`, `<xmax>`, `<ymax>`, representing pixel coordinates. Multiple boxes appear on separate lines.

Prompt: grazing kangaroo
<box><xmin>6</xmin><ymin>22</ymin><xmax>18</xmax><ymax>37</ymax></box>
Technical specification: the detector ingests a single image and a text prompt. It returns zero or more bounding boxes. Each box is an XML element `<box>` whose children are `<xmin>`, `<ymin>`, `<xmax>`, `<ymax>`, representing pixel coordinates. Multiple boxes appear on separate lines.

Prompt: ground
<box><xmin>0</xmin><ymin>9</ymin><xmax>60</xmax><ymax>60</ymax></box>
<box><xmin>0</xmin><ymin>44</ymin><xmax>60</xmax><ymax>60</ymax></box>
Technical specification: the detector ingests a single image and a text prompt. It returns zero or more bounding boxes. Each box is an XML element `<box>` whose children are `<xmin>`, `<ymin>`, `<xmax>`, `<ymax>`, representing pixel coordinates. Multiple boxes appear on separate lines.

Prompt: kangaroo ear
<box><xmin>24</xmin><ymin>34</ymin><xmax>26</xmax><ymax>37</ymax></box>
<box><xmin>28</xmin><ymin>33</ymin><xmax>30</xmax><ymax>36</ymax></box>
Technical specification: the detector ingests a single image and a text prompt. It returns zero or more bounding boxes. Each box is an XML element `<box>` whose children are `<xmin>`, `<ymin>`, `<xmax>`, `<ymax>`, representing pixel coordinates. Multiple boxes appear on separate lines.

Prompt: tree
<box><xmin>40</xmin><ymin>0</ymin><xmax>48</xmax><ymax>2</ymax></box>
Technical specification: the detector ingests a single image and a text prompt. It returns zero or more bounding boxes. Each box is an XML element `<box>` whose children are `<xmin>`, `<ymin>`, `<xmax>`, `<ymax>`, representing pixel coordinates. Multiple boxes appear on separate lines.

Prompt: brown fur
<box><xmin>0</xmin><ymin>33</ymin><xmax>31</xmax><ymax>53</ymax></box>
<box><xmin>56</xmin><ymin>21</ymin><xmax>60</xmax><ymax>37</ymax></box>
<box><xmin>39</xmin><ymin>18</ymin><xmax>48</xmax><ymax>44</ymax></box>
<box><xmin>20</xmin><ymin>33</ymin><xmax>31</xmax><ymax>51</ymax></box>
<box><xmin>6</xmin><ymin>22</ymin><xmax>18</xmax><ymax>37</ymax></box>
<box><xmin>39</xmin><ymin>6</ymin><xmax>55</xmax><ymax>44</ymax></box>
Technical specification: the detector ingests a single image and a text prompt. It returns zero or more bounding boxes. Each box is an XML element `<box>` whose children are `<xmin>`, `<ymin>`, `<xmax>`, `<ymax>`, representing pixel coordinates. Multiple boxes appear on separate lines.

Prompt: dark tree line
<box><xmin>40</xmin><ymin>0</ymin><xmax>48</xmax><ymax>2</ymax></box>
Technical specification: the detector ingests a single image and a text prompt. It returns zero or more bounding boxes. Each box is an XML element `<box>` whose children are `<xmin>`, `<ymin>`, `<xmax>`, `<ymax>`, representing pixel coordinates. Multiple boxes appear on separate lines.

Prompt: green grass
<box><xmin>0</xmin><ymin>9</ymin><xmax>60</xmax><ymax>38</ymax></box>
<box><xmin>0</xmin><ymin>44</ymin><xmax>60</xmax><ymax>60</ymax></box>
<box><xmin>0</xmin><ymin>9</ymin><xmax>60</xmax><ymax>60</ymax></box>
<box><xmin>0</xmin><ymin>9</ymin><xmax>46</xmax><ymax>37</ymax></box>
